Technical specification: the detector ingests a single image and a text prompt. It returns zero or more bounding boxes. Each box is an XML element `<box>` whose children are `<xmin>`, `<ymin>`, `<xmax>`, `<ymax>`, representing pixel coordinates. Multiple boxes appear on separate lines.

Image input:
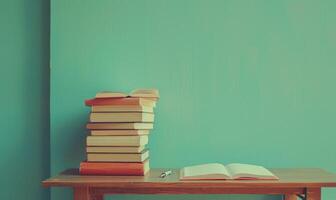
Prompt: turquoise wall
<box><xmin>0</xmin><ymin>0</ymin><xmax>50</xmax><ymax>200</ymax></box>
<box><xmin>51</xmin><ymin>0</ymin><xmax>336</xmax><ymax>200</ymax></box>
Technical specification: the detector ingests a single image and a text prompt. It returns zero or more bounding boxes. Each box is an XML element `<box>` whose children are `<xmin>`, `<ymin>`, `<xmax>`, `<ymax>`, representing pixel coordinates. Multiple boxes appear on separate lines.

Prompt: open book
<box><xmin>180</xmin><ymin>163</ymin><xmax>278</xmax><ymax>180</ymax></box>
<box><xmin>95</xmin><ymin>89</ymin><xmax>159</xmax><ymax>99</ymax></box>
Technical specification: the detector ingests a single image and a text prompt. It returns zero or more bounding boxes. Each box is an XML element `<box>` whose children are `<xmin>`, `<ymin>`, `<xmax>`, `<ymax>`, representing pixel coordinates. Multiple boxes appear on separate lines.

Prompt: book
<box><xmin>86</xmin><ymin>146</ymin><xmax>146</xmax><ymax>153</ymax></box>
<box><xmin>89</xmin><ymin>112</ymin><xmax>154</xmax><ymax>123</ymax></box>
<box><xmin>129</xmin><ymin>89</ymin><xmax>159</xmax><ymax>99</ymax></box>
<box><xmin>87</xmin><ymin>150</ymin><xmax>149</xmax><ymax>162</ymax></box>
<box><xmin>86</xmin><ymin>135</ymin><xmax>148</xmax><ymax>146</ymax></box>
<box><xmin>86</xmin><ymin>123</ymin><xmax>153</xmax><ymax>130</ymax></box>
<box><xmin>180</xmin><ymin>163</ymin><xmax>278</xmax><ymax>180</ymax></box>
<box><xmin>95</xmin><ymin>92</ymin><xmax>128</xmax><ymax>98</ymax></box>
<box><xmin>85</xmin><ymin>98</ymin><xmax>156</xmax><ymax>107</ymax></box>
<box><xmin>92</xmin><ymin>105</ymin><xmax>153</xmax><ymax>113</ymax></box>
<box><xmin>95</xmin><ymin>89</ymin><xmax>159</xmax><ymax>99</ymax></box>
<box><xmin>79</xmin><ymin>159</ymin><xmax>150</xmax><ymax>175</ymax></box>
<box><xmin>90</xmin><ymin>130</ymin><xmax>149</xmax><ymax>136</ymax></box>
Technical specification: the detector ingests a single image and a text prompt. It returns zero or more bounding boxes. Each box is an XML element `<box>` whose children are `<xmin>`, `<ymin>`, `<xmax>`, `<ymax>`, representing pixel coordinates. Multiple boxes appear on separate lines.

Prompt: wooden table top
<box><xmin>43</xmin><ymin>168</ymin><xmax>336</xmax><ymax>188</ymax></box>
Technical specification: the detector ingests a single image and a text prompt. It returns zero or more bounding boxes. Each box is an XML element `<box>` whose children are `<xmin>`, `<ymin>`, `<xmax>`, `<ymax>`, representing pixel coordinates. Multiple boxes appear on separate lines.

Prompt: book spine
<box><xmin>85</xmin><ymin>98</ymin><xmax>140</xmax><ymax>106</ymax></box>
<box><xmin>79</xmin><ymin>162</ymin><xmax>145</xmax><ymax>175</ymax></box>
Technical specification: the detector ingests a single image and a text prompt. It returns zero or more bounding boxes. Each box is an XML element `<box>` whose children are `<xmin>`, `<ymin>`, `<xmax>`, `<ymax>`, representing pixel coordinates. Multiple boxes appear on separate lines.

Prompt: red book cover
<box><xmin>85</xmin><ymin>98</ymin><xmax>154</xmax><ymax>107</ymax></box>
<box><xmin>79</xmin><ymin>160</ymin><xmax>149</xmax><ymax>176</ymax></box>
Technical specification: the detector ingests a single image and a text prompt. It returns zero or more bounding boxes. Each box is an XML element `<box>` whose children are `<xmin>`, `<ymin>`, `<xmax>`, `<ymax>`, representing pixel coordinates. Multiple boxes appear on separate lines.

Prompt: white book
<box><xmin>87</xmin><ymin>150</ymin><xmax>149</xmax><ymax>162</ymax></box>
<box><xmin>180</xmin><ymin>163</ymin><xmax>278</xmax><ymax>180</ymax></box>
<box><xmin>86</xmin><ymin>146</ymin><xmax>146</xmax><ymax>153</ymax></box>
<box><xmin>90</xmin><ymin>130</ymin><xmax>149</xmax><ymax>136</ymax></box>
<box><xmin>86</xmin><ymin>135</ymin><xmax>148</xmax><ymax>146</ymax></box>
<box><xmin>86</xmin><ymin>122</ymin><xmax>153</xmax><ymax>130</ymax></box>
<box><xmin>92</xmin><ymin>105</ymin><xmax>153</xmax><ymax>113</ymax></box>
<box><xmin>89</xmin><ymin>112</ymin><xmax>154</xmax><ymax>123</ymax></box>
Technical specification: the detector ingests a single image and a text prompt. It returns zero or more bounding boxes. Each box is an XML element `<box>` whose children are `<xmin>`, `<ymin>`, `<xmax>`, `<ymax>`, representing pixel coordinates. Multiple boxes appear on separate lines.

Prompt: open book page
<box><xmin>180</xmin><ymin>163</ymin><xmax>230</xmax><ymax>180</ymax></box>
<box><xmin>95</xmin><ymin>89</ymin><xmax>159</xmax><ymax>99</ymax></box>
<box><xmin>95</xmin><ymin>92</ymin><xmax>128</xmax><ymax>98</ymax></box>
<box><xmin>226</xmin><ymin>163</ymin><xmax>278</xmax><ymax>180</ymax></box>
<box><xmin>130</xmin><ymin>89</ymin><xmax>159</xmax><ymax>99</ymax></box>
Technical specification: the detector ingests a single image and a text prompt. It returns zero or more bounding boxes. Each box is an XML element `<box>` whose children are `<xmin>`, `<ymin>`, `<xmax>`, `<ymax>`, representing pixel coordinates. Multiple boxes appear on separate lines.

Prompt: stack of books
<box><xmin>79</xmin><ymin>89</ymin><xmax>159</xmax><ymax>176</ymax></box>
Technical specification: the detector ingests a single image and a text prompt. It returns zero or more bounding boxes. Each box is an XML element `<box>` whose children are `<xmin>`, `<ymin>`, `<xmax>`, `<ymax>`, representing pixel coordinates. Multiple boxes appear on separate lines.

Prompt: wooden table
<box><xmin>42</xmin><ymin>168</ymin><xmax>336</xmax><ymax>200</ymax></box>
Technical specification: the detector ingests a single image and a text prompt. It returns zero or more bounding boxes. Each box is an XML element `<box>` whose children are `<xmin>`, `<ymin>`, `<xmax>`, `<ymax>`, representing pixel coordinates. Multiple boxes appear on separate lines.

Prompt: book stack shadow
<box><xmin>79</xmin><ymin>89</ymin><xmax>159</xmax><ymax>176</ymax></box>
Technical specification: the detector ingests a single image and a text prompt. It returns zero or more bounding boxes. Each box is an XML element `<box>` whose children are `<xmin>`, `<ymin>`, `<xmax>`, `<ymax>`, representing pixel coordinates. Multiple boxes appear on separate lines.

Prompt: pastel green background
<box><xmin>2</xmin><ymin>1</ymin><xmax>335</xmax><ymax>200</ymax></box>
<box><xmin>0</xmin><ymin>0</ymin><xmax>50</xmax><ymax>200</ymax></box>
<box><xmin>47</xmin><ymin>0</ymin><xmax>334</xmax><ymax>200</ymax></box>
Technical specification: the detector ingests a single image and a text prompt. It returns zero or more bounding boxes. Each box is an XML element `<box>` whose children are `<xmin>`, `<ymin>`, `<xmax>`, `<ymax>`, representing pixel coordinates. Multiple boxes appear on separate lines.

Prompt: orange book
<box><xmin>79</xmin><ymin>159</ymin><xmax>150</xmax><ymax>175</ymax></box>
<box><xmin>85</xmin><ymin>98</ymin><xmax>156</xmax><ymax>107</ymax></box>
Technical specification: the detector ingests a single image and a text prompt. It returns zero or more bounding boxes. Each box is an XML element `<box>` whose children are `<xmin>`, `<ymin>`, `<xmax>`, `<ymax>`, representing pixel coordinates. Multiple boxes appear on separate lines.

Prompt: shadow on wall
<box><xmin>0</xmin><ymin>0</ymin><xmax>50</xmax><ymax>200</ymax></box>
<box><xmin>22</xmin><ymin>0</ymin><xmax>51</xmax><ymax>199</ymax></box>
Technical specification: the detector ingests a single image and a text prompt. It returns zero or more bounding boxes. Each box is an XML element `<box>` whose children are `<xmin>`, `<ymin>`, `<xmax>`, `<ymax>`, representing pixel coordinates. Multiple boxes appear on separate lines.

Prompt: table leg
<box><xmin>74</xmin><ymin>187</ymin><xmax>91</xmax><ymax>200</ymax></box>
<box><xmin>306</xmin><ymin>188</ymin><xmax>321</xmax><ymax>200</ymax></box>
<box><xmin>73</xmin><ymin>187</ymin><xmax>104</xmax><ymax>200</ymax></box>
<box><xmin>91</xmin><ymin>194</ymin><xmax>104</xmax><ymax>200</ymax></box>
<box><xmin>284</xmin><ymin>194</ymin><xmax>297</xmax><ymax>200</ymax></box>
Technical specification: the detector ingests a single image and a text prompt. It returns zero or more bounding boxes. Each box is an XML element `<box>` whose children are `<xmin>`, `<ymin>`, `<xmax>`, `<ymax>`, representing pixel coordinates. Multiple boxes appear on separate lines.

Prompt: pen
<box><xmin>160</xmin><ymin>170</ymin><xmax>172</xmax><ymax>178</ymax></box>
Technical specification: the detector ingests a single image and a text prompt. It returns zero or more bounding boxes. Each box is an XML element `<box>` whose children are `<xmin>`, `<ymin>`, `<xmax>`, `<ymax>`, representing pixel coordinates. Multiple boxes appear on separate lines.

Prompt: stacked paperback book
<box><xmin>79</xmin><ymin>89</ymin><xmax>159</xmax><ymax>176</ymax></box>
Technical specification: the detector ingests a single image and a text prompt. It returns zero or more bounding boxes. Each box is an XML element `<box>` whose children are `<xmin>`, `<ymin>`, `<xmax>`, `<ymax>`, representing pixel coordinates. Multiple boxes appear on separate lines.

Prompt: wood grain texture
<box><xmin>74</xmin><ymin>187</ymin><xmax>90</xmax><ymax>200</ymax></box>
<box><xmin>284</xmin><ymin>194</ymin><xmax>297</xmax><ymax>200</ymax></box>
<box><xmin>43</xmin><ymin>168</ymin><xmax>335</xmax><ymax>198</ymax></box>
<box><xmin>92</xmin><ymin>194</ymin><xmax>103</xmax><ymax>200</ymax></box>
<box><xmin>74</xmin><ymin>187</ymin><xmax>104</xmax><ymax>200</ymax></box>
<box><xmin>43</xmin><ymin>168</ymin><xmax>336</xmax><ymax>188</ymax></box>
<box><xmin>306</xmin><ymin>188</ymin><xmax>321</xmax><ymax>200</ymax></box>
<box><xmin>91</xmin><ymin>187</ymin><xmax>304</xmax><ymax>195</ymax></box>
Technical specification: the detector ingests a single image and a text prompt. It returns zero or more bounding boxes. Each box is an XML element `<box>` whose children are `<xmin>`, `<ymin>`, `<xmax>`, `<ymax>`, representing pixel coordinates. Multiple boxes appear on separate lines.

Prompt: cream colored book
<box><xmin>86</xmin><ymin>97</ymin><xmax>156</xmax><ymax>107</ymax></box>
<box><xmin>86</xmin><ymin>146</ymin><xmax>146</xmax><ymax>153</ymax></box>
<box><xmin>180</xmin><ymin>163</ymin><xmax>278</xmax><ymax>180</ymax></box>
<box><xmin>89</xmin><ymin>112</ymin><xmax>154</xmax><ymax>123</ymax></box>
<box><xmin>92</xmin><ymin>105</ymin><xmax>153</xmax><ymax>113</ymax></box>
<box><xmin>95</xmin><ymin>92</ymin><xmax>127</xmax><ymax>98</ymax></box>
<box><xmin>86</xmin><ymin>123</ymin><xmax>153</xmax><ymax>130</ymax></box>
<box><xmin>90</xmin><ymin>130</ymin><xmax>149</xmax><ymax>136</ymax></box>
<box><xmin>86</xmin><ymin>135</ymin><xmax>148</xmax><ymax>146</ymax></box>
<box><xmin>95</xmin><ymin>89</ymin><xmax>159</xmax><ymax>100</ymax></box>
<box><xmin>130</xmin><ymin>89</ymin><xmax>159</xmax><ymax>99</ymax></box>
<box><xmin>87</xmin><ymin>150</ymin><xmax>149</xmax><ymax>162</ymax></box>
